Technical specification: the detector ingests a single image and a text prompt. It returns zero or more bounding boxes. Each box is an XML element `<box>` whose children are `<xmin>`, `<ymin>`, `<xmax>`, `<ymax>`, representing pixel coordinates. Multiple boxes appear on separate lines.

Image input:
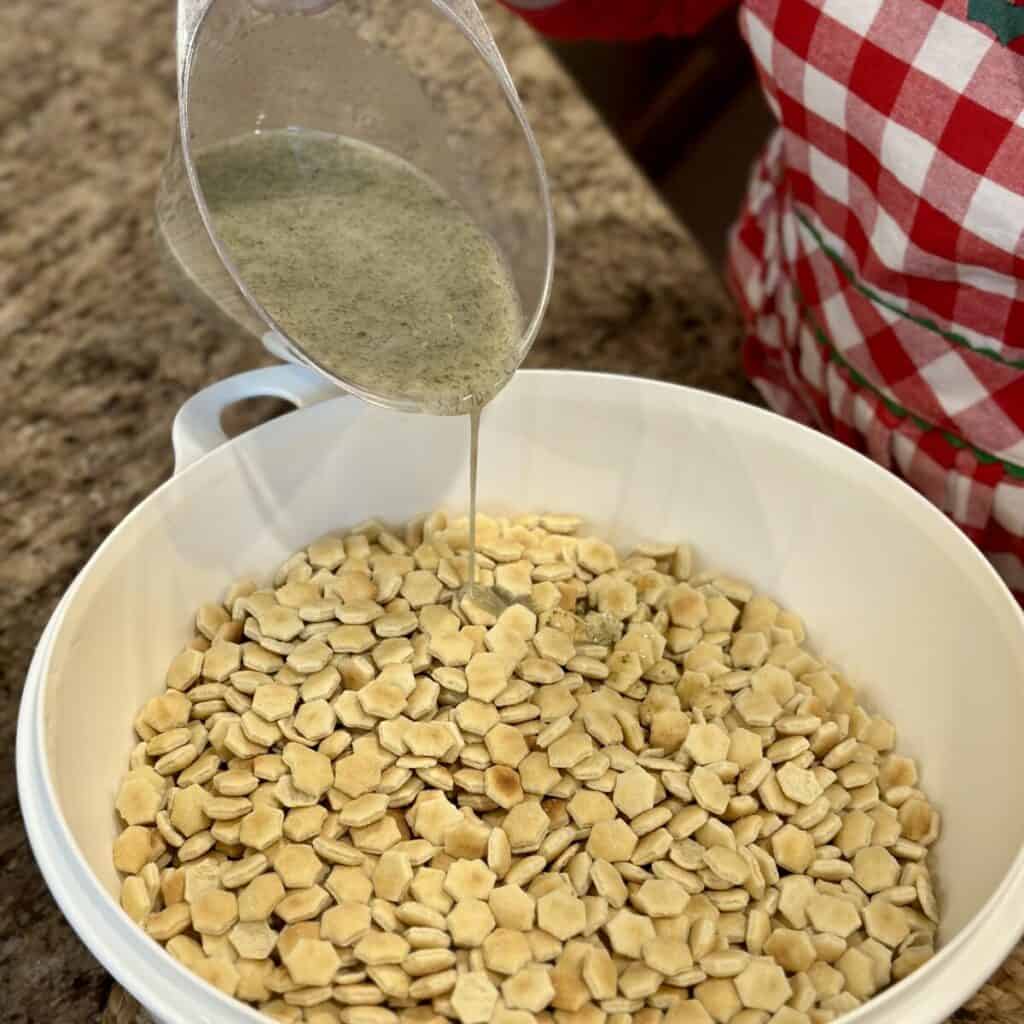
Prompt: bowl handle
<box><xmin>171</xmin><ymin>364</ymin><xmax>341</xmax><ymax>474</ymax></box>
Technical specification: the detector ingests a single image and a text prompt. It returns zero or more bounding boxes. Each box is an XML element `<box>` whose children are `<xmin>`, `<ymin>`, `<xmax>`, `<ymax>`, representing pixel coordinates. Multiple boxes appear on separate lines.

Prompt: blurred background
<box><xmin>549</xmin><ymin>9</ymin><xmax>775</xmax><ymax>266</ymax></box>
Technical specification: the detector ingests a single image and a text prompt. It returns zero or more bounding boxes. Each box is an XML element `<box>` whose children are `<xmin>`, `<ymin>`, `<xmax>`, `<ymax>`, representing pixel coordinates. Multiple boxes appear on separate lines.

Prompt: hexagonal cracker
<box><xmin>533</xmin><ymin>626</ymin><xmax>575</xmax><ymax>666</ymax></box>
<box><xmin>603</xmin><ymin>908</ymin><xmax>656</xmax><ymax>959</ymax></box>
<box><xmin>580</xmin><ymin>944</ymin><xmax>617</xmax><ymax>1001</ymax></box>
<box><xmin>169</xmin><ymin>784</ymin><xmax>209</xmax><ymax>837</ymax></box>
<box><xmin>228</xmin><ymin>920</ymin><xmax>278</xmax><ymax>960</ymax></box>
<box><xmin>863</xmin><ymin>897</ymin><xmax>910</xmax><ymax>948</ymax></box>
<box><xmin>116</xmin><ymin>777</ymin><xmax>165</xmax><ymax>827</ymax></box>
<box><xmin>282</xmin><ymin>936</ymin><xmax>341</xmax><ymax>987</ymax></box>
<box><xmin>339</xmin><ymin>793</ymin><xmax>390</xmax><ymax>829</ymax></box>
<box><xmin>807</xmin><ymin>893</ymin><xmax>861</xmax><ymax>938</ymax></box>
<box><xmin>483</xmin><ymin>765</ymin><xmax>525</xmax><ymax>810</ymax></box>
<box><xmin>642</xmin><ymin>936</ymin><xmax>694</xmax><ymax>976</ymax></box>
<box><xmin>282</xmin><ymin>743</ymin><xmax>333</xmax><ymax>798</ymax></box>
<box><xmin>445</xmin><ymin>816</ymin><xmax>491</xmax><ymax>859</ymax></box>
<box><xmin>410</xmin><ymin>793</ymin><xmax>462</xmax><ymax>845</ymax></box>
<box><xmin>776</xmin><ymin>761</ymin><xmax>823</xmax><ymax>806</ymax></box>
<box><xmin>405</xmin><ymin>721</ymin><xmax>455</xmax><ymax>759</ymax></box>
<box><xmin>403</xmin><ymin>948</ymin><xmax>456</xmax><ymax>976</ymax></box>
<box><xmin>401</xmin><ymin>570</ymin><xmax>443</xmax><ymax>608</ymax></box>
<box><xmin>484</xmin><ymin>724</ymin><xmax>529</xmax><ymax>768</ymax></box>
<box><xmin>357</xmin><ymin>677</ymin><xmax>411</xmax><ymax>720</ymax></box>
<box><xmin>771</xmin><ymin>824</ymin><xmax>815</xmax><ymax>874</ymax></box>
<box><xmin>853</xmin><ymin>846</ymin><xmax>900</xmax><ymax>894</ymax></box>
<box><xmin>451</xmin><ymin>971</ymin><xmax>499</xmax><ymax>1024</ymax></box>
<box><xmin>537</xmin><ymin>889</ymin><xmax>586</xmax><ymax>941</ymax></box>
<box><xmin>501</xmin><ymin>801</ymin><xmax>550</xmax><ymax>852</ymax></box>
<box><xmin>631</xmin><ymin>878</ymin><xmax>689</xmax><ymax>918</ymax></box>
<box><xmin>547</xmin><ymin>732</ymin><xmax>594</xmax><ymax>770</ymax></box>
<box><xmin>191</xmin><ymin>889</ymin><xmax>238</xmax><ymax>937</ymax></box>
<box><xmin>238</xmin><ymin>873</ymin><xmax>285</xmax><ymax>922</ymax></box>
<box><xmin>519</xmin><ymin>753</ymin><xmax>561</xmax><ymax>797</ymax></box>
<box><xmin>274</xmin><ymin>844</ymin><xmax>326</xmax><ymax>889</ymax></box>
<box><xmin>372</xmin><ymin>850</ymin><xmax>414</xmax><ymax>902</ymax></box>
<box><xmin>454</xmin><ymin>699</ymin><xmax>499</xmax><ymax>737</ymax></box>
<box><xmin>444</xmin><ymin>859</ymin><xmax>497</xmax><ymax>901</ymax></box>
<box><xmin>320</xmin><ymin>901</ymin><xmax>372</xmax><ymax>946</ymax></box>
<box><xmin>482</xmin><ymin>928</ymin><xmax>532</xmax><ymax>975</ymax></box>
<box><xmin>689</xmin><ymin>766</ymin><xmax>730</xmax><ymax>816</ymax></box>
<box><xmin>352</xmin><ymin>930</ymin><xmax>410</xmax><ymax>966</ymax></box>
<box><xmin>684</xmin><ymin>722</ymin><xmax>731</xmax><ymax>765</ymax></box>
<box><xmin>734</xmin><ymin>958</ymin><xmax>793</xmax><ymax>1012</ymax></box>
<box><xmin>429</xmin><ymin>630</ymin><xmax>475</xmax><ymax>668</ymax></box>
<box><xmin>566</xmin><ymin>790</ymin><xmax>616</xmax><ymax>829</ymax></box>
<box><xmin>252</xmin><ymin>684</ymin><xmax>298</xmax><ymax>723</ymax></box>
<box><xmin>501</xmin><ymin>965</ymin><xmax>555</xmax><ymax>1014</ymax></box>
<box><xmin>533</xmin><ymin>683</ymin><xmax>579</xmax><ymax>722</ymax></box>
<box><xmin>143</xmin><ymin>691</ymin><xmax>192</xmax><ymax>732</ymax></box>
<box><xmin>549</xmin><ymin>940</ymin><xmax>592</xmax><ymax>1012</ymax></box>
<box><xmin>489</xmin><ymin>884</ymin><xmax>535</xmax><ymax>931</ymax></box>
<box><xmin>586</xmin><ymin>819</ymin><xmax>638</xmax><ymax>862</ymax></box>
<box><xmin>349</xmin><ymin>816</ymin><xmax>402</xmax><ymax>855</ymax></box>
<box><xmin>333</xmin><ymin>750</ymin><xmax>383</xmax><ymax>799</ymax></box>
<box><xmin>466</xmin><ymin>652</ymin><xmax>510</xmax><ymax>702</ymax></box>
<box><xmin>613</xmin><ymin>765</ymin><xmax>658</xmax><ymax>818</ymax></box>
<box><xmin>764</xmin><ymin>928</ymin><xmax>817</xmax><ymax>973</ymax></box>
<box><xmin>447</xmin><ymin>898</ymin><xmax>496</xmax><ymax>947</ymax></box>
<box><xmin>287</xmin><ymin>638</ymin><xmax>332</xmax><ymax>674</ymax></box>
<box><xmin>325</xmin><ymin>866</ymin><xmax>372</xmax><ymax>904</ymax></box>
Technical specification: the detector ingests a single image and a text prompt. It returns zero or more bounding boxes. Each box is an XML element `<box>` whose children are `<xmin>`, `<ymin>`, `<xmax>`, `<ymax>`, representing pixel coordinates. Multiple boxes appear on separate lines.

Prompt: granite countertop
<box><xmin>6</xmin><ymin>3</ymin><xmax>1012</xmax><ymax>1024</ymax></box>
<box><xmin>1</xmin><ymin>2</ymin><xmax>745</xmax><ymax>1019</ymax></box>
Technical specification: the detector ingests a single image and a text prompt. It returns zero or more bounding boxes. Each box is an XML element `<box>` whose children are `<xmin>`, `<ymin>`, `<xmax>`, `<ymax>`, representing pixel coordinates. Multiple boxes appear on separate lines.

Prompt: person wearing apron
<box><xmin>503</xmin><ymin>0</ymin><xmax>1024</xmax><ymax>600</ymax></box>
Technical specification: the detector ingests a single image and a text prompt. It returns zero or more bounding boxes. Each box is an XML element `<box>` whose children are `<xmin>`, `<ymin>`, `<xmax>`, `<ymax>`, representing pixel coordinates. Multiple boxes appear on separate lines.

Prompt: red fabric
<box><xmin>504</xmin><ymin>0</ymin><xmax>1024</xmax><ymax>598</ymax></box>
<box><xmin>727</xmin><ymin>0</ymin><xmax>1024</xmax><ymax>597</ymax></box>
<box><xmin>498</xmin><ymin>0</ymin><xmax>735</xmax><ymax>39</ymax></box>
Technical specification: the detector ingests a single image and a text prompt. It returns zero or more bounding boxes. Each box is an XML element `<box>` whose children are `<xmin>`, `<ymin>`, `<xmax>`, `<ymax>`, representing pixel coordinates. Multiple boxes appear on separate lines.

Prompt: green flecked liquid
<box><xmin>196</xmin><ymin>129</ymin><xmax>523</xmax><ymax>416</ymax></box>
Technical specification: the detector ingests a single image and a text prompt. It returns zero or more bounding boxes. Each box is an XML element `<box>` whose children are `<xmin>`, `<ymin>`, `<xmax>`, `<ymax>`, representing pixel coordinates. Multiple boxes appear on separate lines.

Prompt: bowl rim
<box><xmin>19</xmin><ymin>368</ymin><xmax>1024</xmax><ymax>1023</ymax></box>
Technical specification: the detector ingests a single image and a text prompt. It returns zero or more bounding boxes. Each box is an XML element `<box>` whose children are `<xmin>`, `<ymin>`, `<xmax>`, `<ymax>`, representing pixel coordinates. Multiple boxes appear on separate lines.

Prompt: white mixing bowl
<box><xmin>18</xmin><ymin>366</ymin><xmax>1024</xmax><ymax>1024</ymax></box>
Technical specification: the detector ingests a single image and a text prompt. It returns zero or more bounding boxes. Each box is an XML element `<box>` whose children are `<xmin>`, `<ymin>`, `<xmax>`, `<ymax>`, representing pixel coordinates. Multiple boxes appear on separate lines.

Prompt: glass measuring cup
<box><xmin>156</xmin><ymin>0</ymin><xmax>555</xmax><ymax>413</ymax></box>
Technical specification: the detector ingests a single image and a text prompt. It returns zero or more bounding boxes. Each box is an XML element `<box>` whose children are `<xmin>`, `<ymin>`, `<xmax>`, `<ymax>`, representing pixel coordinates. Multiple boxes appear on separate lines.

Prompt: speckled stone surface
<box><xmin>1</xmin><ymin>3</ymin><xmax>745</xmax><ymax>1019</ymax></box>
<box><xmin>7</xmin><ymin>2</ymin><xmax>1009</xmax><ymax>1023</ymax></box>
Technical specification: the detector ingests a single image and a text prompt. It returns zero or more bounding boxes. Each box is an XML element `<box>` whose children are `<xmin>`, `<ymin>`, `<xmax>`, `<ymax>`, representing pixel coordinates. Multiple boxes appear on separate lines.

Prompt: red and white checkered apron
<box><xmin>727</xmin><ymin>0</ymin><xmax>1024</xmax><ymax>597</ymax></box>
<box><xmin>505</xmin><ymin>0</ymin><xmax>1024</xmax><ymax>598</ymax></box>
